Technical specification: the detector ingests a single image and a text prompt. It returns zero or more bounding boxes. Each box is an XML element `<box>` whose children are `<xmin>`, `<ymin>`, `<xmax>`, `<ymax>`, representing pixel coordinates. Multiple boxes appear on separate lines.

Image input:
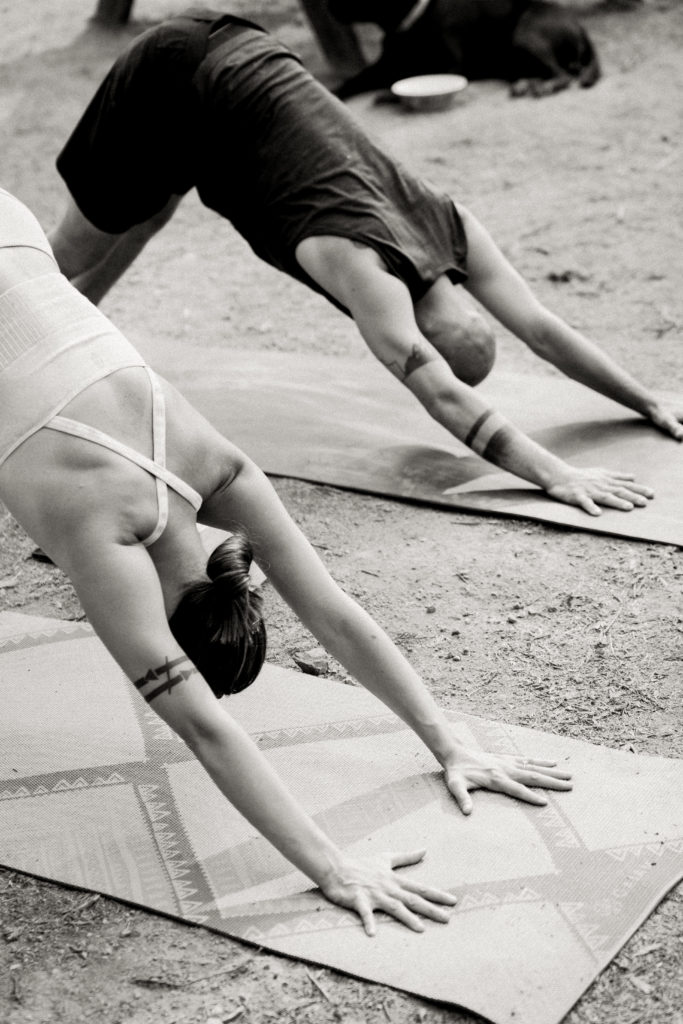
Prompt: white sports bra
<box><xmin>0</xmin><ymin>186</ymin><xmax>202</xmax><ymax>544</ymax></box>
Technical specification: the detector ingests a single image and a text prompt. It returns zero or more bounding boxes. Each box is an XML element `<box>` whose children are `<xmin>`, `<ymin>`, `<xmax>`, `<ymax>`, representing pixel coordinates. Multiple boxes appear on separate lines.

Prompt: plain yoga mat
<box><xmin>173</xmin><ymin>350</ymin><xmax>683</xmax><ymax>546</ymax></box>
<box><xmin>1</xmin><ymin>617</ymin><xmax>681</xmax><ymax>1024</ymax></box>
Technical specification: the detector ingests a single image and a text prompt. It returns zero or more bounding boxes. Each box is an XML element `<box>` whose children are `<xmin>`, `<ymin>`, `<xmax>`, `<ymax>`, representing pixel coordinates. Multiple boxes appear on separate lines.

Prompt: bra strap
<box><xmin>144</xmin><ymin>367</ymin><xmax>169</xmax><ymax>546</ymax></box>
<box><xmin>45</xmin><ymin>406</ymin><xmax>203</xmax><ymax>545</ymax></box>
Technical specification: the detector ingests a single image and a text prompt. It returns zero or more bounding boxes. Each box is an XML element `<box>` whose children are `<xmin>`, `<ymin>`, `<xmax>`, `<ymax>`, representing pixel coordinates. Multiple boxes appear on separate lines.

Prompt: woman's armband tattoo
<box><xmin>464</xmin><ymin>408</ymin><xmax>509</xmax><ymax>458</ymax></box>
<box><xmin>133</xmin><ymin>655</ymin><xmax>197</xmax><ymax>703</ymax></box>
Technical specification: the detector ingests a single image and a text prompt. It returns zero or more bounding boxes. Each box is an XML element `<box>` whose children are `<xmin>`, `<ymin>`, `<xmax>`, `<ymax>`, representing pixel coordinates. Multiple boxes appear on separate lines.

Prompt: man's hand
<box><xmin>647</xmin><ymin>403</ymin><xmax>683</xmax><ymax>442</ymax></box>
<box><xmin>545</xmin><ymin>467</ymin><xmax>654</xmax><ymax>516</ymax></box>
<box><xmin>443</xmin><ymin>748</ymin><xmax>573</xmax><ymax>815</ymax></box>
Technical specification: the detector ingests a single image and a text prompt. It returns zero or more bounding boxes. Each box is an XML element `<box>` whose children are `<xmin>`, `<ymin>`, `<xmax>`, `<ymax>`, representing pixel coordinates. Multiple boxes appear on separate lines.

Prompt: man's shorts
<box><xmin>57</xmin><ymin>12</ymin><xmax>468</xmax><ymax>304</ymax></box>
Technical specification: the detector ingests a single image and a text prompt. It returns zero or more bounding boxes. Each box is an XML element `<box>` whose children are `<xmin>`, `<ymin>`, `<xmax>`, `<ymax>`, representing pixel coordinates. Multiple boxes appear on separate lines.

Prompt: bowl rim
<box><xmin>390</xmin><ymin>73</ymin><xmax>469</xmax><ymax>99</ymax></box>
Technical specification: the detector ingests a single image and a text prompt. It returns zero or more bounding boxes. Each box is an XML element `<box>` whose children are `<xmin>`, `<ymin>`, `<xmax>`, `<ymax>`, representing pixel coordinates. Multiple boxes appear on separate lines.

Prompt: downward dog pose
<box><xmin>51</xmin><ymin>11</ymin><xmax>682</xmax><ymax>516</ymax></box>
<box><xmin>0</xmin><ymin>186</ymin><xmax>572</xmax><ymax>934</ymax></box>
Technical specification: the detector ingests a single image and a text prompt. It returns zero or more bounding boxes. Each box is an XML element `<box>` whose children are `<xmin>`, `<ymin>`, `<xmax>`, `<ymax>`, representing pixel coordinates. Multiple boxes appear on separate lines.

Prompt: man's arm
<box><xmin>460</xmin><ymin>204</ymin><xmax>683</xmax><ymax>440</ymax></box>
<box><xmin>295</xmin><ymin>235</ymin><xmax>654</xmax><ymax>516</ymax></box>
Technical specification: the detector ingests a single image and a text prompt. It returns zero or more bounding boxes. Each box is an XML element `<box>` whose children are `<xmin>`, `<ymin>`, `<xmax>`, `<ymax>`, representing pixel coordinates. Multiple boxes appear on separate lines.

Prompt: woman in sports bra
<box><xmin>0</xmin><ymin>187</ymin><xmax>571</xmax><ymax>935</ymax></box>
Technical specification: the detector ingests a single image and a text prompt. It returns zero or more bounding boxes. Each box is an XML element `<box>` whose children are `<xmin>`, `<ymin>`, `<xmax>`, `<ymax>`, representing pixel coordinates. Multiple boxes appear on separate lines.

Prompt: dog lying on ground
<box><xmin>329</xmin><ymin>0</ymin><xmax>601</xmax><ymax>98</ymax></box>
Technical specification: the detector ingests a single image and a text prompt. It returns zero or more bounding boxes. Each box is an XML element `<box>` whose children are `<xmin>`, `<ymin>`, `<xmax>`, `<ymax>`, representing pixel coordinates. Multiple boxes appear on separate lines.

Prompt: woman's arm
<box><xmin>203</xmin><ymin>458</ymin><xmax>573</xmax><ymax>812</ymax></box>
<box><xmin>63</xmin><ymin>536</ymin><xmax>455</xmax><ymax>934</ymax></box>
<box><xmin>460</xmin><ymin>205</ymin><xmax>683</xmax><ymax>440</ymax></box>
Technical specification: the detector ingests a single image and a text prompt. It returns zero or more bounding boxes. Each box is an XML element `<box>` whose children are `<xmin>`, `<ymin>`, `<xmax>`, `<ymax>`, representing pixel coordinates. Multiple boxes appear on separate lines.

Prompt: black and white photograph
<box><xmin>1</xmin><ymin>3</ymin><xmax>681</xmax><ymax>1023</ymax></box>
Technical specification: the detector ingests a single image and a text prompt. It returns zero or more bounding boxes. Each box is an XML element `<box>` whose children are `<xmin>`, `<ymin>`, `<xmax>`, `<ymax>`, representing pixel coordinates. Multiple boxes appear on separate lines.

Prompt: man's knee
<box><xmin>424</xmin><ymin>308</ymin><xmax>496</xmax><ymax>387</ymax></box>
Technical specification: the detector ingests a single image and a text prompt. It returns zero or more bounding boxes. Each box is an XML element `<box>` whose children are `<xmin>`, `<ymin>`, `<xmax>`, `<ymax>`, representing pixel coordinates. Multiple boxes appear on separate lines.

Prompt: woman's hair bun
<box><xmin>207</xmin><ymin>532</ymin><xmax>252</xmax><ymax>599</ymax></box>
<box><xmin>169</xmin><ymin>529</ymin><xmax>266</xmax><ymax>698</ymax></box>
<box><xmin>206</xmin><ymin>532</ymin><xmax>263</xmax><ymax>645</ymax></box>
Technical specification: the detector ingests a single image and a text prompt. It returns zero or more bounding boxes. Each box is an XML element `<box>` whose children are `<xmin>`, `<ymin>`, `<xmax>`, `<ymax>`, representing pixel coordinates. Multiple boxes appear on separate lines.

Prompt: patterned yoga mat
<box><xmin>1</xmin><ymin>617</ymin><xmax>681</xmax><ymax>1024</ymax></box>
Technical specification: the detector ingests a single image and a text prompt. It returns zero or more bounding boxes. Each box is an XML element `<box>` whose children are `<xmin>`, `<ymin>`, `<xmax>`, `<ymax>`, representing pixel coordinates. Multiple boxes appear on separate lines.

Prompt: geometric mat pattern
<box><xmin>175</xmin><ymin>350</ymin><xmax>683</xmax><ymax>547</ymax></box>
<box><xmin>1</xmin><ymin>618</ymin><xmax>681</xmax><ymax>1024</ymax></box>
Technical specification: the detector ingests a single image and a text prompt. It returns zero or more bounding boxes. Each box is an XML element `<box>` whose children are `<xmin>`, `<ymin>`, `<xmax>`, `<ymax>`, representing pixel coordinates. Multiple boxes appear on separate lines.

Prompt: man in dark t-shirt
<box><xmin>52</xmin><ymin>11</ymin><xmax>683</xmax><ymax>515</ymax></box>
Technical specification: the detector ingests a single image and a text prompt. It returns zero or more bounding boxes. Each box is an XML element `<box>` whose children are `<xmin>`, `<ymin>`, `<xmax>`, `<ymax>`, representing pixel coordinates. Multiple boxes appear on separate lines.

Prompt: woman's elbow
<box><xmin>174</xmin><ymin>707</ymin><xmax>227</xmax><ymax>755</ymax></box>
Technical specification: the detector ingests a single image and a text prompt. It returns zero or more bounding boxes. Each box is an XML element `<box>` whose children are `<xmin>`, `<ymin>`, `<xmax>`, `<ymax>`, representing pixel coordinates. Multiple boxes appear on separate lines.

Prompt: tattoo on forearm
<box><xmin>134</xmin><ymin>655</ymin><xmax>197</xmax><ymax>703</ymax></box>
<box><xmin>464</xmin><ymin>408</ymin><xmax>509</xmax><ymax>458</ymax></box>
<box><xmin>382</xmin><ymin>343</ymin><xmax>438</xmax><ymax>382</ymax></box>
<box><xmin>479</xmin><ymin>423</ymin><xmax>514</xmax><ymax>464</ymax></box>
<box><xmin>464</xmin><ymin>409</ymin><xmax>494</xmax><ymax>448</ymax></box>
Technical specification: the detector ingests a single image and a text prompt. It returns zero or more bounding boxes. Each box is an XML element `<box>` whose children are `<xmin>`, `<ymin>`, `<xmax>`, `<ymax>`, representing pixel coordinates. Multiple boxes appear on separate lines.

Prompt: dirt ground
<box><xmin>1</xmin><ymin>1</ymin><xmax>682</xmax><ymax>1022</ymax></box>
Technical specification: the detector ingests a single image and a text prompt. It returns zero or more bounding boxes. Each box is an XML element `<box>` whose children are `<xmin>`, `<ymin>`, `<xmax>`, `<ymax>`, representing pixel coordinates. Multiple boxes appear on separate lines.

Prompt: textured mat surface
<box><xmin>1</xmin><ymin>619</ymin><xmax>682</xmax><ymax>1024</ymax></box>
<box><xmin>175</xmin><ymin>350</ymin><xmax>683</xmax><ymax>546</ymax></box>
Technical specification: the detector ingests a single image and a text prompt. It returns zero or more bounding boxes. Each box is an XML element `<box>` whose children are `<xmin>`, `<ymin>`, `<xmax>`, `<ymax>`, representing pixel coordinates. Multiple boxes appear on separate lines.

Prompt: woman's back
<box><xmin>0</xmin><ymin>363</ymin><xmax>235</xmax><ymax>561</ymax></box>
<box><xmin>0</xmin><ymin>189</ymin><xmax>237</xmax><ymax>561</ymax></box>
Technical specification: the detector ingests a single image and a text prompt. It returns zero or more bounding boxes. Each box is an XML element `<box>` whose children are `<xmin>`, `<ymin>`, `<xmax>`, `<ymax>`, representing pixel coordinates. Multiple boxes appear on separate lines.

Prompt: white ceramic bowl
<box><xmin>391</xmin><ymin>73</ymin><xmax>468</xmax><ymax>112</ymax></box>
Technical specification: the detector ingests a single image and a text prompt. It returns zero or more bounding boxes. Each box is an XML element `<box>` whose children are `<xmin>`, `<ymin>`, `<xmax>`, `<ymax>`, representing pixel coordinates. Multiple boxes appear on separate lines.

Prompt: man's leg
<box><xmin>49</xmin><ymin>194</ymin><xmax>182</xmax><ymax>304</ymax></box>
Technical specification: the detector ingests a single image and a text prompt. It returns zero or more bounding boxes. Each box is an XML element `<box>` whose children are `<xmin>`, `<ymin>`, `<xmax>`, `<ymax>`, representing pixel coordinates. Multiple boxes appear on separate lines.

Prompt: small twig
<box><xmin>186</xmin><ymin>959</ymin><xmax>253</xmax><ymax>985</ymax></box>
<box><xmin>9</xmin><ymin>969</ymin><xmax>22</xmax><ymax>1003</ymax></box>
<box><xmin>470</xmin><ymin>671</ymin><xmax>498</xmax><ymax>693</ymax></box>
<box><xmin>223</xmin><ymin>1009</ymin><xmax>245</xmax><ymax>1022</ymax></box>
<box><xmin>67</xmin><ymin>893</ymin><xmax>101</xmax><ymax>915</ymax></box>
<box><xmin>131</xmin><ymin>976</ymin><xmax>182</xmax><ymax>990</ymax></box>
<box><xmin>306</xmin><ymin>968</ymin><xmax>336</xmax><ymax>1004</ymax></box>
<box><xmin>633</xmin><ymin>942</ymin><xmax>663</xmax><ymax>957</ymax></box>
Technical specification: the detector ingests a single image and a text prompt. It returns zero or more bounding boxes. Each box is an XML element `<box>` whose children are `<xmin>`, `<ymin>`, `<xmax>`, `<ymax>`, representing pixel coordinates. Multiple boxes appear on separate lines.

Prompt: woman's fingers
<box><xmin>614</xmin><ymin>488</ymin><xmax>649</xmax><ymax>506</ymax></box>
<box><xmin>649</xmin><ymin>406</ymin><xmax>683</xmax><ymax>440</ymax></box>
<box><xmin>375</xmin><ymin>894</ymin><xmax>431</xmax><ymax>932</ymax></box>
<box><xmin>486</xmin><ymin>775</ymin><xmax>549</xmax><ymax>805</ymax></box>
<box><xmin>323</xmin><ymin>850</ymin><xmax>457</xmax><ymax>935</ymax></box>
<box><xmin>447</xmin><ymin>774</ymin><xmax>474</xmax><ymax>815</ymax></box>
<box><xmin>399</xmin><ymin>890</ymin><xmax>454</xmax><ymax>923</ymax></box>
<box><xmin>599</xmin><ymin>493</ymin><xmax>635</xmax><ymax>511</ymax></box>
<box><xmin>354</xmin><ymin>891</ymin><xmax>377</xmax><ymax>937</ymax></box>
<box><xmin>576</xmin><ymin>493</ymin><xmax>602</xmax><ymax>516</ymax></box>
<box><xmin>514</xmin><ymin>758</ymin><xmax>572</xmax><ymax>782</ymax></box>
<box><xmin>516</xmin><ymin>771</ymin><xmax>573</xmax><ymax>791</ymax></box>
<box><xmin>400</xmin><ymin>878</ymin><xmax>458</xmax><ymax>907</ymax></box>
<box><xmin>514</xmin><ymin>758</ymin><xmax>559</xmax><ymax>769</ymax></box>
<box><xmin>389</xmin><ymin>849</ymin><xmax>426</xmax><ymax>870</ymax></box>
<box><xmin>519</xmin><ymin>767</ymin><xmax>572</xmax><ymax>784</ymax></box>
<box><xmin>445</xmin><ymin>747</ymin><xmax>574</xmax><ymax>812</ymax></box>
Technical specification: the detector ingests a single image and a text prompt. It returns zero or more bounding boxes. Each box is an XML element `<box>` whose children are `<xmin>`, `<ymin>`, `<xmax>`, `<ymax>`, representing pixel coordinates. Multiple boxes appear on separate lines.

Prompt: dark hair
<box><xmin>169</xmin><ymin>531</ymin><xmax>267</xmax><ymax>698</ymax></box>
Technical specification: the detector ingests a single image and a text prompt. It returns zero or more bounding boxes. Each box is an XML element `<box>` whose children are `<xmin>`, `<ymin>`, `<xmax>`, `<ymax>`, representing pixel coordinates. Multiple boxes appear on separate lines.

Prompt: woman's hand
<box><xmin>545</xmin><ymin>466</ymin><xmax>654</xmax><ymax>516</ymax></box>
<box><xmin>318</xmin><ymin>849</ymin><xmax>457</xmax><ymax>936</ymax></box>
<box><xmin>647</xmin><ymin>403</ymin><xmax>683</xmax><ymax>442</ymax></box>
<box><xmin>443</xmin><ymin>749</ymin><xmax>573</xmax><ymax>815</ymax></box>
